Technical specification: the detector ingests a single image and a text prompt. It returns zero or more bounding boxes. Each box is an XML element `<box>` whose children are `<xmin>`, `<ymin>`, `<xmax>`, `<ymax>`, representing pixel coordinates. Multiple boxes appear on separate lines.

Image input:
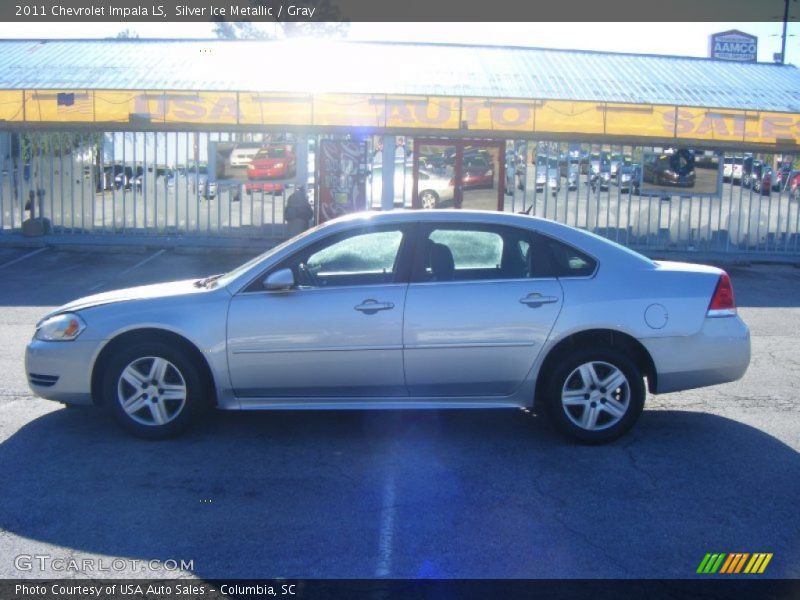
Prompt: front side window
<box><xmin>291</xmin><ymin>229</ymin><xmax>406</xmax><ymax>288</ymax></box>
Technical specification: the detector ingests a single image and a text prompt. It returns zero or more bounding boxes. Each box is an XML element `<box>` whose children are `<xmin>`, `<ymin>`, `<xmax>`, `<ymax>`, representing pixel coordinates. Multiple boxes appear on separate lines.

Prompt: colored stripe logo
<box><xmin>697</xmin><ymin>553</ymin><xmax>772</xmax><ymax>574</ymax></box>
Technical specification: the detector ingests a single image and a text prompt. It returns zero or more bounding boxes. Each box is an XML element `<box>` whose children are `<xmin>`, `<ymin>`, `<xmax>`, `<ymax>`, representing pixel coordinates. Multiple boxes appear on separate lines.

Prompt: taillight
<box><xmin>448</xmin><ymin>178</ymin><xmax>454</xmax><ymax>187</ymax></box>
<box><xmin>707</xmin><ymin>272</ymin><xmax>736</xmax><ymax>317</ymax></box>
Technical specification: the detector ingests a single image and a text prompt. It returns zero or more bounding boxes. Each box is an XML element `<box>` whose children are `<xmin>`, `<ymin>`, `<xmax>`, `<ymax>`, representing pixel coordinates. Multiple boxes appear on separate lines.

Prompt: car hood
<box><xmin>46</xmin><ymin>278</ymin><xmax>210</xmax><ymax>318</ymax></box>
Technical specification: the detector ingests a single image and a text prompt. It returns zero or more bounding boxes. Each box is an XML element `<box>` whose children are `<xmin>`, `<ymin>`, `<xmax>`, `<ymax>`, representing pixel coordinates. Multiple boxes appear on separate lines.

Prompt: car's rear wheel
<box><xmin>420</xmin><ymin>190</ymin><xmax>439</xmax><ymax>209</ymax></box>
<box><xmin>102</xmin><ymin>342</ymin><xmax>208</xmax><ymax>439</ymax></box>
<box><xmin>544</xmin><ymin>347</ymin><xmax>645</xmax><ymax>444</ymax></box>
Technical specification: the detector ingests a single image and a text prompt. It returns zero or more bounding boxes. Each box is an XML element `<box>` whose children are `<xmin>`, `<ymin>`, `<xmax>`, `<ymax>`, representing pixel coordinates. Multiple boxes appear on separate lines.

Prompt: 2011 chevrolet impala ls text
<box><xmin>25</xmin><ymin>210</ymin><xmax>750</xmax><ymax>443</ymax></box>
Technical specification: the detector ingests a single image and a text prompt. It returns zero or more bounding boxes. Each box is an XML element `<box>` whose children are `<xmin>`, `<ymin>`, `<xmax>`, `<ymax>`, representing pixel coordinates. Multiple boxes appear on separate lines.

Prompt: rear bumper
<box><xmin>642</xmin><ymin>315</ymin><xmax>750</xmax><ymax>394</ymax></box>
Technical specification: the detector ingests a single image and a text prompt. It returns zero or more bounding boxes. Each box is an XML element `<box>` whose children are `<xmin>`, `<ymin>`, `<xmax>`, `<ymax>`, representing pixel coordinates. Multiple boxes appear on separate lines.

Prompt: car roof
<box><xmin>224</xmin><ymin>209</ymin><xmax>655</xmax><ymax>294</ymax></box>
<box><xmin>330</xmin><ymin>209</ymin><xmax>652</xmax><ymax>261</ymax></box>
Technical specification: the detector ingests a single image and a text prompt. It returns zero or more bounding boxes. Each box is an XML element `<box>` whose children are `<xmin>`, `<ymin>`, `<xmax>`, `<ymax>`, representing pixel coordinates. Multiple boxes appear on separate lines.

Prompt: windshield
<box><xmin>213</xmin><ymin>226</ymin><xmax>319</xmax><ymax>289</ymax></box>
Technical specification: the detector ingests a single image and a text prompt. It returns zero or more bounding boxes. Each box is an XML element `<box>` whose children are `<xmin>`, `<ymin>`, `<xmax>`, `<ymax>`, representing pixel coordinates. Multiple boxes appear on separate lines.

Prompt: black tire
<box><xmin>102</xmin><ymin>341</ymin><xmax>210</xmax><ymax>440</ymax></box>
<box><xmin>543</xmin><ymin>347</ymin><xmax>645</xmax><ymax>444</ymax></box>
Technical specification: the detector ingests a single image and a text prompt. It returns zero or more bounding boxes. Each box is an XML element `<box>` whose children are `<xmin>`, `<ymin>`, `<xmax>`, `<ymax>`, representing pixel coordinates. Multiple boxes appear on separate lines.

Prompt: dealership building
<box><xmin>1</xmin><ymin>38</ymin><xmax>799</xmax><ymax>258</ymax></box>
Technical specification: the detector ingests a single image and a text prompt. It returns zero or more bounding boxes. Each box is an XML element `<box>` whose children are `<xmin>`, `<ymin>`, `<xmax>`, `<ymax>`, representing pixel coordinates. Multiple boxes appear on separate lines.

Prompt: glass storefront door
<box><xmin>413</xmin><ymin>139</ymin><xmax>505</xmax><ymax>211</ymax></box>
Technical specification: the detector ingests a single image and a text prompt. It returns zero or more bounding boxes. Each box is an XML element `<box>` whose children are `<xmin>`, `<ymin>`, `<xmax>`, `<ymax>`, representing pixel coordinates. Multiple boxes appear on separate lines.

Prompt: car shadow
<box><xmin>1</xmin><ymin>408</ymin><xmax>798</xmax><ymax>579</ymax></box>
<box><xmin>726</xmin><ymin>265</ymin><xmax>800</xmax><ymax>308</ymax></box>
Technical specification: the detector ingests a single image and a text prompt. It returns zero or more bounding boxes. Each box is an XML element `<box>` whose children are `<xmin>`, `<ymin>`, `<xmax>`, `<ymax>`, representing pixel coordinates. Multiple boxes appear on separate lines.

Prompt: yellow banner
<box><xmin>94</xmin><ymin>91</ymin><xmax>146</xmax><ymax>123</ymax></box>
<box><xmin>462</xmin><ymin>98</ymin><xmax>536</xmax><ymax>132</ymax></box>
<box><xmin>671</xmin><ymin>107</ymin><xmax>800</xmax><ymax>145</ymax></box>
<box><xmin>239</xmin><ymin>92</ymin><xmax>312</xmax><ymax>126</ymax></box>
<box><xmin>536</xmin><ymin>100</ymin><xmax>604</xmax><ymax>135</ymax></box>
<box><xmin>8</xmin><ymin>89</ymin><xmax>800</xmax><ymax>148</ymax></box>
<box><xmin>383</xmin><ymin>96</ymin><xmax>461</xmax><ymax>130</ymax></box>
<box><xmin>314</xmin><ymin>94</ymin><xmax>386</xmax><ymax>128</ymax></box>
<box><xmin>93</xmin><ymin>91</ymin><xmax>239</xmax><ymax>124</ymax></box>
<box><xmin>745</xmin><ymin>111</ymin><xmax>799</xmax><ymax>145</ymax></box>
<box><xmin>605</xmin><ymin>103</ymin><xmax>676</xmax><ymax>138</ymax></box>
<box><xmin>24</xmin><ymin>90</ymin><xmax>94</xmax><ymax>123</ymax></box>
<box><xmin>0</xmin><ymin>90</ymin><xmax>24</xmax><ymax>121</ymax></box>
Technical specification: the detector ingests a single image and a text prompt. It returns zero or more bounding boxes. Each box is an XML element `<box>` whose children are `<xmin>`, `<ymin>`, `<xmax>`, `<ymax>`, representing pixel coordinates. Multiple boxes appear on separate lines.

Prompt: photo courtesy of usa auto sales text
<box><xmin>16</xmin><ymin>583</ymin><xmax>210</xmax><ymax>597</ymax></box>
<box><xmin>15</xmin><ymin>583</ymin><xmax>299</xmax><ymax>596</ymax></box>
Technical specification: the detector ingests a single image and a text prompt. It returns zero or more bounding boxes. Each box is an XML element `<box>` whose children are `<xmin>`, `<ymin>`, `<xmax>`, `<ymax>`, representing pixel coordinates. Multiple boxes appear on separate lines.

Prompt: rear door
<box><xmin>403</xmin><ymin>223</ymin><xmax>563</xmax><ymax>397</ymax></box>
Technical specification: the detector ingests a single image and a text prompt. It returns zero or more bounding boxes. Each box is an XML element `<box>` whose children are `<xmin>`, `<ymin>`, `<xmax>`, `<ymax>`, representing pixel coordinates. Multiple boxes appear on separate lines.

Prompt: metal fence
<box><xmin>1</xmin><ymin>131</ymin><xmax>799</xmax><ymax>258</ymax></box>
<box><xmin>0</xmin><ymin>130</ymin><xmax>299</xmax><ymax>239</ymax></box>
<box><xmin>505</xmin><ymin>142</ymin><xmax>800</xmax><ymax>258</ymax></box>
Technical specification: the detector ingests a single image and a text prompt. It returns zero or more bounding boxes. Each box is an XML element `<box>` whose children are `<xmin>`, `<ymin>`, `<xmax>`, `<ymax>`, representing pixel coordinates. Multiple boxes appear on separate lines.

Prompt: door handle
<box><xmin>520</xmin><ymin>293</ymin><xmax>559</xmax><ymax>307</ymax></box>
<box><xmin>355</xmin><ymin>299</ymin><xmax>395</xmax><ymax>314</ymax></box>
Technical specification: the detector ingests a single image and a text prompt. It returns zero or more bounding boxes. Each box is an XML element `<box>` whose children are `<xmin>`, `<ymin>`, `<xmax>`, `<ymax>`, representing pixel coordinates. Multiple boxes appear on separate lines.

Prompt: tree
<box><xmin>212</xmin><ymin>1</ymin><xmax>349</xmax><ymax>40</ymax></box>
<box><xmin>114</xmin><ymin>29</ymin><xmax>140</xmax><ymax>39</ymax></box>
<box><xmin>212</xmin><ymin>21</ymin><xmax>271</xmax><ymax>39</ymax></box>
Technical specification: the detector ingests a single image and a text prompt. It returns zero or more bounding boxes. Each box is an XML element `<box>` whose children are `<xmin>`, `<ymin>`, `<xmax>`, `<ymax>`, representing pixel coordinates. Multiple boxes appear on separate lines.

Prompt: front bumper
<box><xmin>642</xmin><ymin>315</ymin><xmax>750</xmax><ymax>394</ymax></box>
<box><xmin>25</xmin><ymin>339</ymin><xmax>100</xmax><ymax>405</ymax></box>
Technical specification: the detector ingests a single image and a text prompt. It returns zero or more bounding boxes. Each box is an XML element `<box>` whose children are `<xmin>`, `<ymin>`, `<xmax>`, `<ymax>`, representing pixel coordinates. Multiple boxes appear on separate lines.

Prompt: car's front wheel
<box><xmin>544</xmin><ymin>347</ymin><xmax>645</xmax><ymax>444</ymax></box>
<box><xmin>102</xmin><ymin>342</ymin><xmax>209</xmax><ymax>439</ymax></box>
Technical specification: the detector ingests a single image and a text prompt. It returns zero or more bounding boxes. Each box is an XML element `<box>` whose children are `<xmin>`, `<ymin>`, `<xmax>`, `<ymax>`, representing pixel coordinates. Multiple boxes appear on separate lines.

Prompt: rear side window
<box><xmin>537</xmin><ymin>234</ymin><xmax>597</xmax><ymax>277</ymax></box>
<box><xmin>415</xmin><ymin>225</ymin><xmax>539</xmax><ymax>282</ymax></box>
<box><xmin>429</xmin><ymin>229</ymin><xmax>502</xmax><ymax>270</ymax></box>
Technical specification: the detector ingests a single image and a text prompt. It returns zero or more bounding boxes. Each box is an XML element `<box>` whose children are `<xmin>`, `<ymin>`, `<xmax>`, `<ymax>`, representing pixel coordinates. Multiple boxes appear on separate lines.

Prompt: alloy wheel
<box><xmin>421</xmin><ymin>191</ymin><xmax>438</xmax><ymax>209</ymax></box>
<box><xmin>117</xmin><ymin>356</ymin><xmax>187</xmax><ymax>426</ymax></box>
<box><xmin>561</xmin><ymin>361</ymin><xmax>631</xmax><ymax>431</ymax></box>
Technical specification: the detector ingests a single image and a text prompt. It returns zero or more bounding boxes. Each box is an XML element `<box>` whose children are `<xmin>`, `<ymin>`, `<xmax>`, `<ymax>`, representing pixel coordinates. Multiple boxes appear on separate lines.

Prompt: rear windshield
<box><xmin>257</xmin><ymin>147</ymin><xmax>287</xmax><ymax>159</ymax></box>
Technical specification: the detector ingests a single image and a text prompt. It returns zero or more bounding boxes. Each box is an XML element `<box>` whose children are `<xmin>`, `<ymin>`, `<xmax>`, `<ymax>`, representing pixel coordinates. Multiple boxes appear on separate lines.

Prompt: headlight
<box><xmin>35</xmin><ymin>313</ymin><xmax>87</xmax><ymax>342</ymax></box>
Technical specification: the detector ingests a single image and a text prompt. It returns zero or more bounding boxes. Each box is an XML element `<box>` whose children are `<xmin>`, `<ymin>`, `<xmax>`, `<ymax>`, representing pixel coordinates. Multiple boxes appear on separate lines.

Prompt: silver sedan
<box><xmin>25</xmin><ymin>210</ymin><xmax>750</xmax><ymax>443</ymax></box>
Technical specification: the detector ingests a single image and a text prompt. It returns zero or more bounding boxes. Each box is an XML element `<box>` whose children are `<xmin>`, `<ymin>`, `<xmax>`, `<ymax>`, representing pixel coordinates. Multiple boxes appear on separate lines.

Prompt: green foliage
<box><xmin>212</xmin><ymin>4</ymin><xmax>349</xmax><ymax>40</ymax></box>
<box><xmin>114</xmin><ymin>29</ymin><xmax>140</xmax><ymax>39</ymax></box>
<box><xmin>16</xmin><ymin>132</ymin><xmax>102</xmax><ymax>162</ymax></box>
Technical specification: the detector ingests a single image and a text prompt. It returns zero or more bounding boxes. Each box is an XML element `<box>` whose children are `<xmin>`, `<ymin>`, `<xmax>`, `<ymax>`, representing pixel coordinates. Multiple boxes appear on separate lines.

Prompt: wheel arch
<box><xmin>90</xmin><ymin>328</ymin><xmax>218</xmax><ymax>407</ymax></box>
<box><xmin>533</xmin><ymin>328</ymin><xmax>657</xmax><ymax>408</ymax></box>
<box><xmin>419</xmin><ymin>189</ymin><xmax>440</xmax><ymax>200</ymax></box>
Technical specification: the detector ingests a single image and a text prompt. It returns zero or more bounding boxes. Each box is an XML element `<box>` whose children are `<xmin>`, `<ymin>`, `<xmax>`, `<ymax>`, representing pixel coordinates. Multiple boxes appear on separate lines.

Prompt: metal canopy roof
<box><xmin>1</xmin><ymin>38</ymin><xmax>800</xmax><ymax>113</ymax></box>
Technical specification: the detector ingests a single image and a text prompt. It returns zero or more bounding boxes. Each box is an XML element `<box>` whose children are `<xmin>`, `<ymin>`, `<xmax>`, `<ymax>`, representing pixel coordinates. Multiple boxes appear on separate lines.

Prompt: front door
<box><xmin>403</xmin><ymin>222</ymin><xmax>563</xmax><ymax>397</ymax></box>
<box><xmin>413</xmin><ymin>140</ymin><xmax>505</xmax><ymax>211</ymax></box>
<box><xmin>227</xmin><ymin>224</ymin><xmax>413</xmax><ymax>401</ymax></box>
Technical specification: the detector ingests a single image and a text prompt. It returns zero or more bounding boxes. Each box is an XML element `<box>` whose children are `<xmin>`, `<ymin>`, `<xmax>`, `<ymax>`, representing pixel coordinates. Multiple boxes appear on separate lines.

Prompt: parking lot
<box><xmin>0</xmin><ymin>245</ymin><xmax>798</xmax><ymax>579</ymax></box>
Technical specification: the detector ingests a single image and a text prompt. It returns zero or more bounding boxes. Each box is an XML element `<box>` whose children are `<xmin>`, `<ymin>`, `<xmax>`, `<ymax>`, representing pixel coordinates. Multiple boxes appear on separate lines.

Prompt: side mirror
<box><xmin>263</xmin><ymin>268</ymin><xmax>295</xmax><ymax>291</ymax></box>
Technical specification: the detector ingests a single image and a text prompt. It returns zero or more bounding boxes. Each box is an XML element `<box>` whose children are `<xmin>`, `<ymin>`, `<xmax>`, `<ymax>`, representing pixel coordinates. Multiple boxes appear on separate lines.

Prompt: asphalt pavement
<box><xmin>0</xmin><ymin>247</ymin><xmax>798</xmax><ymax>579</ymax></box>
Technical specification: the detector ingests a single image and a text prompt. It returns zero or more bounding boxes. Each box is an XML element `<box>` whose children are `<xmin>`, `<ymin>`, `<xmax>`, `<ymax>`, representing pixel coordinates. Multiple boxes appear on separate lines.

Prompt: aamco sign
<box><xmin>709</xmin><ymin>30</ymin><xmax>758</xmax><ymax>62</ymax></box>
